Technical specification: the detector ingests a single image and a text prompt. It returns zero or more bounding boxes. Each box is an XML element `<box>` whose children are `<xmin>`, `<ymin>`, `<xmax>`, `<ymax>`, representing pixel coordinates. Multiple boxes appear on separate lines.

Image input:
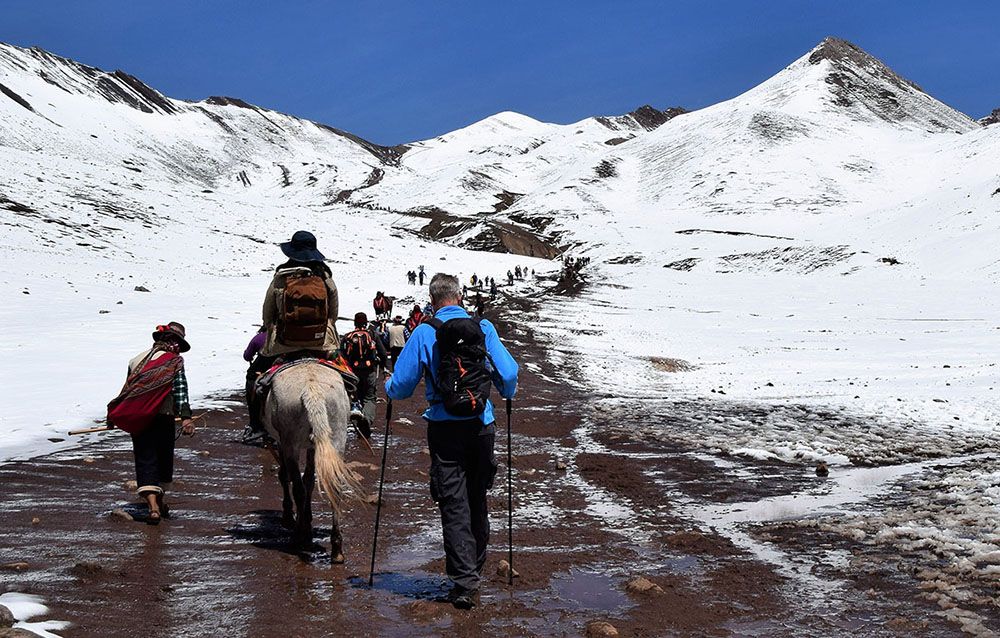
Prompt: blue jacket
<box><xmin>385</xmin><ymin>305</ymin><xmax>518</xmax><ymax>424</ymax></box>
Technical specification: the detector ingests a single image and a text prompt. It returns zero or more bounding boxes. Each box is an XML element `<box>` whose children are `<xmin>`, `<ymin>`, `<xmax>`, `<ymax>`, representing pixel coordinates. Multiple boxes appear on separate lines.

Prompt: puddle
<box><xmin>349</xmin><ymin>571</ymin><xmax>450</xmax><ymax>600</ymax></box>
<box><xmin>542</xmin><ymin>568</ymin><xmax>633</xmax><ymax>613</ymax></box>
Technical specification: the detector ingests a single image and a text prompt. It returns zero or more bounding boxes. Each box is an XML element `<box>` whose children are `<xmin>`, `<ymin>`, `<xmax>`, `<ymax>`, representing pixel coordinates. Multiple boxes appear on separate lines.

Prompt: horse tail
<box><xmin>302</xmin><ymin>381</ymin><xmax>361</xmax><ymax>513</ymax></box>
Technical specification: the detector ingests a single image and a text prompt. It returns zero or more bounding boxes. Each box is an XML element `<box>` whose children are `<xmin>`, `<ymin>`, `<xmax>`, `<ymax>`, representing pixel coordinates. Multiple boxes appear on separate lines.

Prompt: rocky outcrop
<box><xmin>980</xmin><ymin>108</ymin><xmax>1000</xmax><ymax>126</ymax></box>
<box><xmin>807</xmin><ymin>37</ymin><xmax>974</xmax><ymax>132</ymax></box>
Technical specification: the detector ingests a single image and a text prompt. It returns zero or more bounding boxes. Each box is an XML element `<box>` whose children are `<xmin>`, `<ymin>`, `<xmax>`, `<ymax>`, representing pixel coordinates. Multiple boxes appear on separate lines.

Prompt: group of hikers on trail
<box><xmin>406</xmin><ymin>265</ymin><xmax>426</xmax><ymax>286</ymax></box>
<box><xmin>106</xmin><ymin>229</ymin><xmax>519</xmax><ymax>610</ymax></box>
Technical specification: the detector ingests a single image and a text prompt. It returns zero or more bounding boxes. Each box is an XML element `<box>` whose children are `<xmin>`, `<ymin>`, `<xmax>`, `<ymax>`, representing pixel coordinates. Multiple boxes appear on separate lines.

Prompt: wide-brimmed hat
<box><xmin>392</xmin><ymin>315</ymin><xmax>403</xmax><ymax>324</ymax></box>
<box><xmin>152</xmin><ymin>321</ymin><xmax>191</xmax><ymax>352</ymax></box>
<box><xmin>280</xmin><ymin>230</ymin><xmax>326</xmax><ymax>262</ymax></box>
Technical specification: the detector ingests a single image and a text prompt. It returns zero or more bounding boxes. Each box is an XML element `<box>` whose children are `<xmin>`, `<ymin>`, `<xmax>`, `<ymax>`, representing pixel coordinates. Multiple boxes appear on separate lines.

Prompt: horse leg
<box><xmin>300</xmin><ymin>447</ymin><xmax>316</xmax><ymax>548</ymax></box>
<box><xmin>277</xmin><ymin>454</ymin><xmax>294</xmax><ymax>528</ymax></box>
<box><xmin>284</xmin><ymin>450</ymin><xmax>309</xmax><ymax>548</ymax></box>
<box><xmin>330</xmin><ymin>509</ymin><xmax>344</xmax><ymax>565</ymax></box>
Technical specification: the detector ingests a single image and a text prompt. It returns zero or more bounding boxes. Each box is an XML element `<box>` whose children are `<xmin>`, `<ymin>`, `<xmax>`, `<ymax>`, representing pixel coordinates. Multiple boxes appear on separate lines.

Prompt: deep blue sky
<box><xmin>4</xmin><ymin>1</ymin><xmax>998</xmax><ymax>144</ymax></box>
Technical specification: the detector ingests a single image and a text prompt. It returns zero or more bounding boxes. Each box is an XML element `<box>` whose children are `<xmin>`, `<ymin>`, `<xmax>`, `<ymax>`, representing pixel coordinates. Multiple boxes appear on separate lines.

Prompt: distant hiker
<box><xmin>489</xmin><ymin>279</ymin><xmax>497</xmax><ymax>299</ymax></box>
<box><xmin>514</xmin><ymin>266</ymin><xmax>521</xmax><ymax>280</ymax></box>
<box><xmin>341</xmin><ymin>312</ymin><xmax>387</xmax><ymax>439</ymax></box>
<box><xmin>385</xmin><ymin>273</ymin><xmax>519</xmax><ymax>609</ymax></box>
<box><xmin>373</xmin><ymin>291</ymin><xmax>392</xmax><ymax>321</ymax></box>
<box><xmin>474</xmin><ymin>293</ymin><xmax>486</xmax><ymax>318</ymax></box>
<box><xmin>110</xmin><ymin>322</ymin><xmax>195</xmax><ymax>525</ymax></box>
<box><xmin>418</xmin><ymin>270</ymin><xmax>426</xmax><ymax>285</ymax></box>
<box><xmin>404</xmin><ymin>304</ymin><xmax>425</xmax><ymax>339</ymax></box>
<box><xmin>386</xmin><ymin>315</ymin><xmax>406</xmax><ymax>372</ymax></box>
<box><xmin>418</xmin><ymin>264</ymin><xmax>425</xmax><ymax>275</ymax></box>
<box><xmin>407</xmin><ymin>270</ymin><xmax>417</xmax><ymax>285</ymax></box>
<box><xmin>463</xmin><ymin>284</ymin><xmax>468</xmax><ymax>297</ymax></box>
<box><xmin>471</xmin><ymin>274</ymin><xmax>478</xmax><ymax>287</ymax></box>
<box><xmin>507</xmin><ymin>270</ymin><xmax>514</xmax><ymax>285</ymax></box>
<box><xmin>242</xmin><ymin>326</ymin><xmax>275</xmax><ymax>442</ymax></box>
<box><xmin>249</xmin><ymin>230</ymin><xmax>339</xmax><ymax>443</ymax></box>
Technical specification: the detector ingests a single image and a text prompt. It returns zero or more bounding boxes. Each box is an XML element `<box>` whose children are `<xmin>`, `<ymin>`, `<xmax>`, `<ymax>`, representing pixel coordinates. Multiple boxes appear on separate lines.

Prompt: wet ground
<box><xmin>0</xmin><ymin>308</ymin><xmax>991</xmax><ymax>637</ymax></box>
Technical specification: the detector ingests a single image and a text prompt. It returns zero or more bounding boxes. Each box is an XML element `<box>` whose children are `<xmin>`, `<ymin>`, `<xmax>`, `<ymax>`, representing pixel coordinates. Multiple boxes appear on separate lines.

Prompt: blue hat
<box><xmin>280</xmin><ymin>230</ymin><xmax>326</xmax><ymax>262</ymax></box>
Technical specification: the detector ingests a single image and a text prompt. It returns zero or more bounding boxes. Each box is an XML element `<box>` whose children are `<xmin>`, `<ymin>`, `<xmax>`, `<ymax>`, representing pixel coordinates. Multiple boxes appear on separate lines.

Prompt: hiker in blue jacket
<box><xmin>385</xmin><ymin>273</ymin><xmax>518</xmax><ymax>609</ymax></box>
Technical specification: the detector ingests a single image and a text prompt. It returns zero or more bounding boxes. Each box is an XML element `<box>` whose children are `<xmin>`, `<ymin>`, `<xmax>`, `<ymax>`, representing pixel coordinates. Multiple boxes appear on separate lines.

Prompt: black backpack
<box><xmin>426</xmin><ymin>317</ymin><xmax>494</xmax><ymax>417</ymax></box>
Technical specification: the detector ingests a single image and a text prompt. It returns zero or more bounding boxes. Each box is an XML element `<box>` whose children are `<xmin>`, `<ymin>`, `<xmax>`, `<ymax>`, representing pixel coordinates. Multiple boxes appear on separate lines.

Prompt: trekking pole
<box><xmin>368</xmin><ymin>398</ymin><xmax>392</xmax><ymax>588</ymax></box>
<box><xmin>506</xmin><ymin>397</ymin><xmax>514</xmax><ymax>587</ymax></box>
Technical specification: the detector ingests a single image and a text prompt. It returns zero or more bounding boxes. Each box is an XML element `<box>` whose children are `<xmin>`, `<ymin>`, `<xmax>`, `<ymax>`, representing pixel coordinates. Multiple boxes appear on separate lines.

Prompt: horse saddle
<box><xmin>255</xmin><ymin>355</ymin><xmax>360</xmax><ymax>400</ymax></box>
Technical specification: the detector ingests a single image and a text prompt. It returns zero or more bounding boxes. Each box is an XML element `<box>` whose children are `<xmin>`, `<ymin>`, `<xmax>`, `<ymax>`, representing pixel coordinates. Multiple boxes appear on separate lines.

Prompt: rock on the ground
<box><xmin>555</xmin><ymin>460</ymin><xmax>568</xmax><ymax>471</ymax></box>
<box><xmin>0</xmin><ymin>604</ymin><xmax>14</xmax><ymax>628</ymax></box>
<box><xmin>0</xmin><ymin>628</ymin><xmax>39</xmax><ymax>637</ymax></box>
<box><xmin>110</xmin><ymin>508</ymin><xmax>134</xmax><ymax>521</ymax></box>
<box><xmin>816</xmin><ymin>461</ymin><xmax>829</xmax><ymax>477</ymax></box>
<box><xmin>134</xmin><ymin>285</ymin><xmax>150</xmax><ymax>292</ymax></box>
<box><xmin>70</xmin><ymin>561</ymin><xmax>105</xmax><ymax>579</ymax></box>
<box><xmin>496</xmin><ymin>559</ymin><xmax>520</xmax><ymax>579</ymax></box>
<box><xmin>30</xmin><ymin>517</ymin><xmax>40</xmax><ymax>525</ymax></box>
<box><xmin>886</xmin><ymin>617</ymin><xmax>929</xmax><ymax>631</ymax></box>
<box><xmin>0</xmin><ymin>563</ymin><xmax>29</xmax><ymax>571</ymax></box>
<box><xmin>625</xmin><ymin>575</ymin><xmax>663</xmax><ymax>594</ymax></box>
<box><xmin>364</xmin><ymin>494</ymin><xmax>380</xmax><ymax>505</ymax></box>
<box><xmin>124</xmin><ymin>479</ymin><xmax>138</xmax><ymax>491</ymax></box>
<box><xmin>586</xmin><ymin>621</ymin><xmax>619</xmax><ymax>637</ymax></box>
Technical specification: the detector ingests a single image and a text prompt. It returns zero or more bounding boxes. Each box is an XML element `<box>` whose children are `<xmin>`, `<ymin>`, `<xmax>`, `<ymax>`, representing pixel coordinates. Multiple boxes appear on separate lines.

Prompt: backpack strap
<box><xmin>425</xmin><ymin>317</ymin><xmax>444</xmax><ymax>330</ymax></box>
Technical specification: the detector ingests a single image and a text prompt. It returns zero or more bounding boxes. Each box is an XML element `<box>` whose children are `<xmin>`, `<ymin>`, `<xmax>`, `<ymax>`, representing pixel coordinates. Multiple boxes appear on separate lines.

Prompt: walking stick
<box><xmin>506</xmin><ymin>397</ymin><xmax>514</xmax><ymax>587</ymax></box>
<box><xmin>368</xmin><ymin>398</ymin><xmax>392</xmax><ymax>588</ymax></box>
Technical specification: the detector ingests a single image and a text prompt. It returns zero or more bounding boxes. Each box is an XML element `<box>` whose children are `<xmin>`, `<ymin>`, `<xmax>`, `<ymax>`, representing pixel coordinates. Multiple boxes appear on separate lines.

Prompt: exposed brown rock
<box><xmin>625</xmin><ymin>576</ymin><xmax>664</xmax><ymax>594</ymax></box>
<box><xmin>586</xmin><ymin>620</ymin><xmax>620</xmax><ymax>637</ymax></box>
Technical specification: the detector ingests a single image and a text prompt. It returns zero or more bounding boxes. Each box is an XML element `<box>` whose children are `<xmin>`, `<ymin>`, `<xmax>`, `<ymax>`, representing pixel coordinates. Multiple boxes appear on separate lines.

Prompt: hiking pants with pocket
<box><xmin>357</xmin><ymin>370</ymin><xmax>378</xmax><ymax>429</ymax></box>
<box><xmin>131</xmin><ymin>414</ymin><xmax>176</xmax><ymax>496</ymax></box>
<box><xmin>427</xmin><ymin>420</ymin><xmax>498</xmax><ymax>591</ymax></box>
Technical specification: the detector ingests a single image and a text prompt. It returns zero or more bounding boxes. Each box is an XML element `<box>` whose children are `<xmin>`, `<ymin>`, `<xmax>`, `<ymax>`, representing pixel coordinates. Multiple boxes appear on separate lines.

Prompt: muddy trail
<box><xmin>0</xmin><ymin>308</ymin><xmax>977</xmax><ymax>637</ymax></box>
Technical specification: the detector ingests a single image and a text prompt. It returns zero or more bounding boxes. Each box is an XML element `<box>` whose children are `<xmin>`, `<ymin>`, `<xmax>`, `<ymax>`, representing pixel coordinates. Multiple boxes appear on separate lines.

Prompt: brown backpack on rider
<box><xmin>278</xmin><ymin>269</ymin><xmax>329</xmax><ymax>348</ymax></box>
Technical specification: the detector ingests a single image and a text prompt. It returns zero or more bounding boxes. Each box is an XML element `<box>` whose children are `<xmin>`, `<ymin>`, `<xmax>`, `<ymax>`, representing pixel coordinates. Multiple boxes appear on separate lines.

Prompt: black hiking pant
<box><xmin>131</xmin><ymin>414</ymin><xmax>176</xmax><ymax>495</ymax></box>
<box><xmin>388</xmin><ymin>346</ymin><xmax>403</xmax><ymax>372</ymax></box>
<box><xmin>245</xmin><ymin>355</ymin><xmax>277</xmax><ymax>431</ymax></box>
<box><xmin>427</xmin><ymin>420</ymin><xmax>498</xmax><ymax>592</ymax></box>
<box><xmin>355</xmin><ymin>370</ymin><xmax>378</xmax><ymax>438</ymax></box>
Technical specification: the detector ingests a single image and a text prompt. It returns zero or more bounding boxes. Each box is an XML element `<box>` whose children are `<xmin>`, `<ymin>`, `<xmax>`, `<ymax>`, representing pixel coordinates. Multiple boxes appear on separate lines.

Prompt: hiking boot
<box><xmin>241</xmin><ymin>424</ymin><xmax>273</xmax><ymax>448</ymax></box>
<box><xmin>445</xmin><ymin>586</ymin><xmax>478</xmax><ymax>610</ymax></box>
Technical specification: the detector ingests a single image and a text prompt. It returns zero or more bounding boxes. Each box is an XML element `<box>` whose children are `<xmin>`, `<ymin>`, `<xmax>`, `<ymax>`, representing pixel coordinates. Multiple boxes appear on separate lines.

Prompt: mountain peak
<box><xmin>807</xmin><ymin>36</ymin><xmax>922</xmax><ymax>92</ymax></box>
<box><xmin>786</xmin><ymin>36</ymin><xmax>975</xmax><ymax>133</ymax></box>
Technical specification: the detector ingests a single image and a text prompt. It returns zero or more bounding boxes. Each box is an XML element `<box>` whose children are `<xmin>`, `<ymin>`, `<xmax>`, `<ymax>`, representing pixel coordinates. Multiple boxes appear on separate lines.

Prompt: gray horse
<box><xmin>264</xmin><ymin>361</ymin><xmax>362</xmax><ymax>561</ymax></box>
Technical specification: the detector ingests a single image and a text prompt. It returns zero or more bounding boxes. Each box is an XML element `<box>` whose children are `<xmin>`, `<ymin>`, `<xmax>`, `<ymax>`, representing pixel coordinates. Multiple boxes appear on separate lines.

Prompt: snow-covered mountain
<box><xmin>3</xmin><ymin>36</ymin><xmax>1000</xmax><ymax>463</ymax></box>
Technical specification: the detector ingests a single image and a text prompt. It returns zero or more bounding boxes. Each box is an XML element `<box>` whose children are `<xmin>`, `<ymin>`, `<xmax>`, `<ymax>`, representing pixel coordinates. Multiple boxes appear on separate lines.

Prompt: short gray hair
<box><xmin>429</xmin><ymin>273</ymin><xmax>462</xmax><ymax>305</ymax></box>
